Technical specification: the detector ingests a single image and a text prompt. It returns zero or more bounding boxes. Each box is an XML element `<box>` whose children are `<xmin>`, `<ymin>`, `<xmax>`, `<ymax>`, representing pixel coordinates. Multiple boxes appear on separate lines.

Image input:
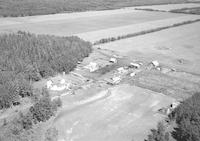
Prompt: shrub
<box><xmin>45</xmin><ymin>127</ymin><xmax>58</xmax><ymax>141</ymax></box>
<box><xmin>0</xmin><ymin>85</ymin><xmax>20</xmax><ymax>109</ymax></box>
<box><xmin>145</xmin><ymin>122</ymin><xmax>170</xmax><ymax>141</ymax></box>
<box><xmin>30</xmin><ymin>96</ymin><xmax>54</xmax><ymax>123</ymax></box>
<box><xmin>19</xmin><ymin>112</ymin><xmax>33</xmax><ymax>130</ymax></box>
<box><xmin>29</xmin><ymin>90</ymin><xmax>59</xmax><ymax>124</ymax></box>
<box><xmin>52</xmin><ymin>98</ymin><xmax>62</xmax><ymax>108</ymax></box>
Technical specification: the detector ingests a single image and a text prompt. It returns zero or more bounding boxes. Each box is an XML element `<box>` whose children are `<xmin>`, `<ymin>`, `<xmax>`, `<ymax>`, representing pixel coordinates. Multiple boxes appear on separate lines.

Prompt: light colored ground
<box><xmin>0</xmin><ymin>7</ymin><xmax>198</xmax><ymax>37</ymax></box>
<box><xmin>136</xmin><ymin>3</ymin><xmax>200</xmax><ymax>11</ymax></box>
<box><xmin>76</xmin><ymin>14</ymin><xmax>200</xmax><ymax>43</ymax></box>
<box><xmin>54</xmin><ymin>84</ymin><xmax>175</xmax><ymax>141</ymax></box>
<box><xmin>98</xmin><ymin>22</ymin><xmax>200</xmax><ymax>75</ymax></box>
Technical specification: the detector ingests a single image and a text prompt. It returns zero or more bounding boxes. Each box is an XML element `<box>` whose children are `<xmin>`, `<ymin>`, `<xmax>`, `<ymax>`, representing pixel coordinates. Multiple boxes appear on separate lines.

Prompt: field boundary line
<box><xmin>93</xmin><ymin>19</ymin><xmax>200</xmax><ymax>45</ymax></box>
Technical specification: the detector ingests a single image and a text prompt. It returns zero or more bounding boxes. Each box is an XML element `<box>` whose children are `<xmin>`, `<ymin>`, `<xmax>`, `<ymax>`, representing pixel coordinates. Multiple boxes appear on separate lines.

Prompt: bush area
<box><xmin>145</xmin><ymin>93</ymin><xmax>200</xmax><ymax>141</ymax></box>
<box><xmin>171</xmin><ymin>7</ymin><xmax>200</xmax><ymax>15</ymax></box>
<box><xmin>0</xmin><ymin>89</ymin><xmax>61</xmax><ymax>141</ymax></box>
<box><xmin>169</xmin><ymin>93</ymin><xmax>200</xmax><ymax>141</ymax></box>
<box><xmin>144</xmin><ymin>122</ymin><xmax>170</xmax><ymax>141</ymax></box>
<box><xmin>0</xmin><ymin>31</ymin><xmax>92</xmax><ymax>109</ymax></box>
<box><xmin>0</xmin><ymin>0</ymin><xmax>190</xmax><ymax>17</ymax></box>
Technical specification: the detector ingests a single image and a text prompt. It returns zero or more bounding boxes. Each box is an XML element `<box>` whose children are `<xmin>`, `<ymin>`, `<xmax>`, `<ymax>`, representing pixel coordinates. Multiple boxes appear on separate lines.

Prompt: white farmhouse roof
<box><xmin>152</xmin><ymin>60</ymin><xmax>159</xmax><ymax>67</ymax></box>
<box><xmin>109</xmin><ymin>58</ymin><xmax>117</xmax><ymax>63</ymax></box>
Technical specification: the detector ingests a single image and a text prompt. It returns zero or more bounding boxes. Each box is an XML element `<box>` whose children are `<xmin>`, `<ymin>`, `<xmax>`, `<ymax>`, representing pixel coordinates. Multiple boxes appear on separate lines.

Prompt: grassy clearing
<box><xmin>94</xmin><ymin>19</ymin><xmax>200</xmax><ymax>45</ymax></box>
<box><xmin>171</xmin><ymin>7</ymin><xmax>200</xmax><ymax>14</ymax></box>
<box><xmin>0</xmin><ymin>0</ymin><xmax>189</xmax><ymax>17</ymax></box>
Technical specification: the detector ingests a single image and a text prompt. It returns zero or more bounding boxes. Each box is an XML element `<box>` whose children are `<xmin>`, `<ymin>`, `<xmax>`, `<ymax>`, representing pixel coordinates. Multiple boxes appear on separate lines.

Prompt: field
<box><xmin>1</xmin><ymin>8</ymin><xmax>200</xmax><ymax>41</ymax></box>
<box><xmin>0</xmin><ymin>0</ymin><xmax>189</xmax><ymax>17</ymax></box>
<box><xmin>54</xmin><ymin>84</ymin><xmax>175</xmax><ymax>141</ymax></box>
<box><xmin>98</xmin><ymin>22</ymin><xmax>200</xmax><ymax>75</ymax></box>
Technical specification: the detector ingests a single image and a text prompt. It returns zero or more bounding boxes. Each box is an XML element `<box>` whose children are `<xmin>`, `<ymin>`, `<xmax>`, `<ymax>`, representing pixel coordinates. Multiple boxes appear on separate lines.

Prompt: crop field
<box><xmin>77</xmin><ymin>14</ymin><xmax>200</xmax><ymax>43</ymax></box>
<box><xmin>1</xmin><ymin>9</ymin><xmax>200</xmax><ymax>40</ymax></box>
<box><xmin>0</xmin><ymin>10</ymin><xmax>189</xmax><ymax>35</ymax></box>
<box><xmin>98</xmin><ymin>22</ymin><xmax>200</xmax><ymax>75</ymax></box>
<box><xmin>0</xmin><ymin>0</ymin><xmax>189</xmax><ymax>17</ymax></box>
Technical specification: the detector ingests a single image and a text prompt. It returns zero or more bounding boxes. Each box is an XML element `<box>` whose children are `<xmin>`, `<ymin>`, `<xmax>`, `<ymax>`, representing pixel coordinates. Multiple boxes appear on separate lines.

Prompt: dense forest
<box><xmin>0</xmin><ymin>31</ymin><xmax>92</xmax><ymax>109</ymax></box>
<box><xmin>0</xmin><ymin>0</ymin><xmax>189</xmax><ymax>17</ymax></box>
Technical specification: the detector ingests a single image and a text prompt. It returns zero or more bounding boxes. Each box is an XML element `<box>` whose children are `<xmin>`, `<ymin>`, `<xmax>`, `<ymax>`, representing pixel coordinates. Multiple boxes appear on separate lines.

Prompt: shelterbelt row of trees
<box><xmin>0</xmin><ymin>31</ymin><xmax>92</xmax><ymax>109</ymax></box>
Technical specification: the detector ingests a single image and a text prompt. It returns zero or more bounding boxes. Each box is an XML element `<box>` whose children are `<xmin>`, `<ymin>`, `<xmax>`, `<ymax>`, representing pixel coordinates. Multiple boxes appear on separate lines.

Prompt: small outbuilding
<box><xmin>112</xmin><ymin>76</ymin><xmax>121</xmax><ymax>84</ymax></box>
<box><xmin>109</xmin><ymin>58</ymin><xmax>117</xmax><ymax>63</ymax></box>
<box><xmin>85</xmin><ymin>62</ymin><xmax>99</xmax><ymax>72</ymax></box>
<box><xmin>46</xmin><ymin>80</ymin><xmax>53</xmax><ymax>89</ymax></box>
<box><xmin>117</xmin><ymin>67</ymin><xmax>127</xmax><ymax>74</ymax></box>
<box><xmin>151</xmin><ymin>60</ymin><xmax>159</xmax><ymax>67</ymax></box>
<box><xmin>129</xmin><ymin>63</ymin><xmax>140</xmax><ymax>69</ymax></box>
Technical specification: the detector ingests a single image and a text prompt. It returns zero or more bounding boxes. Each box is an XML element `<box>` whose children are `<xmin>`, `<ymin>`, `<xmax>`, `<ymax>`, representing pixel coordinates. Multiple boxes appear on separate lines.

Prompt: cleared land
<box><xmin>0</xmin><ymin>0</ymin><xmax>189</xmax><ymax>17</ymax></box>
<box><xmin>54</xmin><ymin>84</ymin><xmax>175</xmax><ymax>141</ymax></box>
<box><xmin>98</xmin><ymin>22</ymin><xmax>200</xmax><ymax>75</ymax></box>
<box><xmin>0</xmin><ymin>9</ymin><xmax>199</xmax><ymax>40</ymax></box>
<box><xmin>77</xmin><ymin>14</ymin><xmax>200</xmax><ymax>43</ymax></box>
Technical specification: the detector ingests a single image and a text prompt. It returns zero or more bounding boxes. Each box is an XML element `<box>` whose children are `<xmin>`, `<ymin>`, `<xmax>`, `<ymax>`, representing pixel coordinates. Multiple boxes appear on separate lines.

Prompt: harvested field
<box><xmin>98</xmin><ymin>22</ymin><xmax>200</xmax><ymax>75</ymax></box>
<box><xmin>54</xmin><ymin>84</ymin><xmax>175</xmax><ymax>141</ymax></box>
<box><xmin>78</xmin><ymin>15</ymin><xmax>200</xmax><ymax>43</ymax></box>
<box><xmin>0</xmin><ymin>10</ymin><xmax>192</xmax><ymax>36</ymax></box>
